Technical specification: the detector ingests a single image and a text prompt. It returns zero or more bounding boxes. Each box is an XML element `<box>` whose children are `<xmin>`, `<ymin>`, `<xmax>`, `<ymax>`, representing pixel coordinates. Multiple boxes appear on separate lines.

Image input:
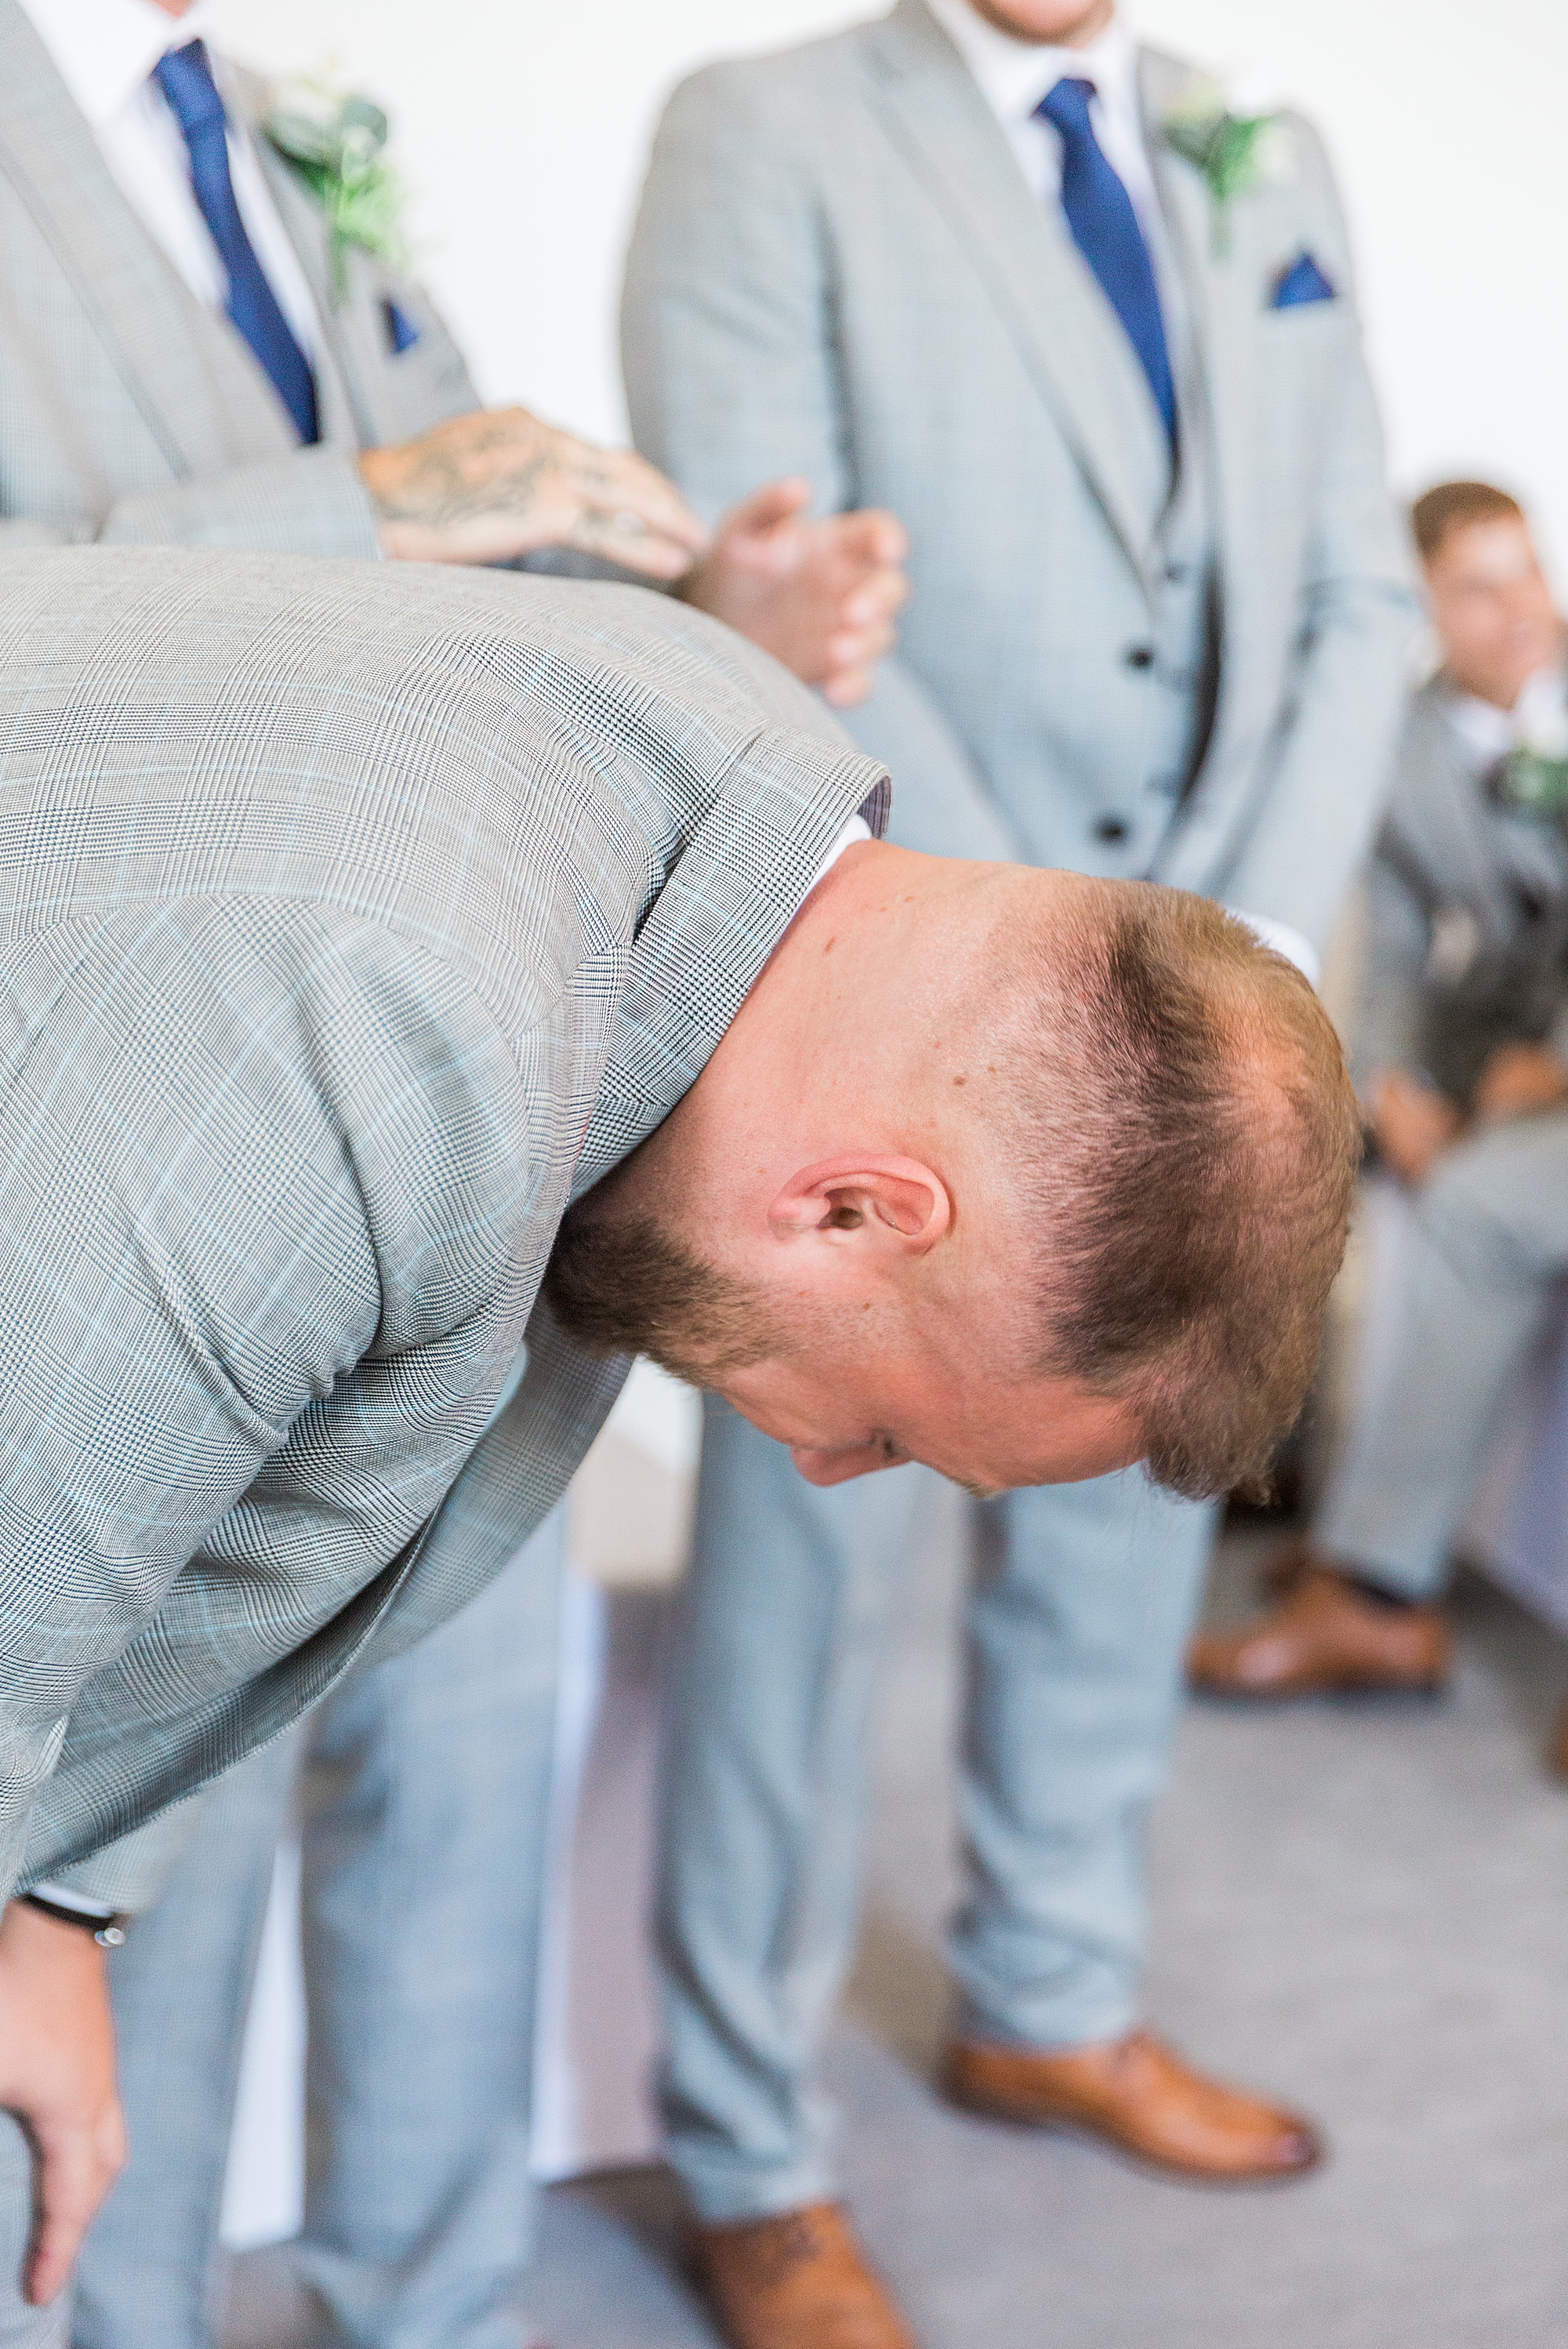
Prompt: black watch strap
<box><xmin>18</xmin><ymin>1890</ymin><xmax>128</xmax><ymax>1948</ymax></box>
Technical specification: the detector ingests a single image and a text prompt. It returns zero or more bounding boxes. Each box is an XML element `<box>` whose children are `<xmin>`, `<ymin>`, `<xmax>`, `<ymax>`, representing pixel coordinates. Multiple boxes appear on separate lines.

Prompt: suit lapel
<box><xmin>0</xmin><ymin>0</ymin><xmax>299</xmax><ymax>478</ymax></box>
<box><xmin>1142</xmin><ymin>47</ymin><xmax>1262</xmax><ymax>613</ymax></box>
<box><xmin>864</xmin><ymin>0</ymin><xmax>1168</xmax><ymax>589</ymax></box>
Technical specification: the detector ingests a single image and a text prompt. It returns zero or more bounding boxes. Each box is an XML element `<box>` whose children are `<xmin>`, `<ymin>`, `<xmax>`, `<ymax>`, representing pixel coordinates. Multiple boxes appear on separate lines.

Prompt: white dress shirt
<box><xmin>924</xmin><ymin>0</ymin><xmax>1163</xmax><ymax>245</ymax></box>
<box><xmin>1443</xmin><ymin>688</ymin><xmax>1518</xmax><ymax>774</ymax></box>
<box><xmin>17</xmin><ymin>0</ymin><xmax>320</xmax><ymax>361</ymax></box>
<box><xmin>1444</xmin><ymin>667</ymin><xmax>1568</xmax><ymax>773</ymax></box>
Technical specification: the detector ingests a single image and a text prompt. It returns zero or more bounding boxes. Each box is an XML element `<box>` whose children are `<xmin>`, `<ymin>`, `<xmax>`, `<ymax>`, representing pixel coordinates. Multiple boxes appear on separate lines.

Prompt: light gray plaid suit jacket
<box><xmin>622</xmin><ymin>0</ymin><xmax>1419</xmax><ymax>954</ymax></box>
<box><xmin>0</xmin><ymin>546</ymin><xmax>887</xmax><ymax>1906</ymax></box>
<box><xmin>0</xmin><ymin>0</ymin><xmax>474</xmax><ymax>554</ymax></box>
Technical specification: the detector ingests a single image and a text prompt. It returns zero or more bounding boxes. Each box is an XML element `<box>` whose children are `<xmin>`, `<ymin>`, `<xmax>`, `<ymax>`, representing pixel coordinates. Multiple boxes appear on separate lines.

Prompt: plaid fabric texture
<box><xmin>0</xmin><ymin>544</ymin><xmax>887</xmax><ymax>1899</ymax></box>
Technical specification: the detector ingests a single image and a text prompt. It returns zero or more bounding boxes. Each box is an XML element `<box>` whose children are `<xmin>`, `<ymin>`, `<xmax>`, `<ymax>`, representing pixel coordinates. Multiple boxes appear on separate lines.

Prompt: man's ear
<box><xmin>768</xmin><ymin>1156</ymin><xmax>951</xmax><ymax>1252</ymax></box>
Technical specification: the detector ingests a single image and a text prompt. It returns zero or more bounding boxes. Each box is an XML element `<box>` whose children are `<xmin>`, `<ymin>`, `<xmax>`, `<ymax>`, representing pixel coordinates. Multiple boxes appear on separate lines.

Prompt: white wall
<box><xmin>206</xmin><ymin>1</ymin><xmax>1568</xmax><ymax>565</ymax></box>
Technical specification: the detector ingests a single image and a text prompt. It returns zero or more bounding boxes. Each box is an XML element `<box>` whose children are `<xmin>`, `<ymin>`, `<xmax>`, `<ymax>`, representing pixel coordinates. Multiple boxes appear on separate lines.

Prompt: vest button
<box><xmin>1123</xmin><ymin>644</ymin><xmax>1156</xmax><ymax>670</ymax></box>
<box><xmin>1094</xmin><ymin>816</ymin><xmax>1129</xmax><ymax>844</ymax></box>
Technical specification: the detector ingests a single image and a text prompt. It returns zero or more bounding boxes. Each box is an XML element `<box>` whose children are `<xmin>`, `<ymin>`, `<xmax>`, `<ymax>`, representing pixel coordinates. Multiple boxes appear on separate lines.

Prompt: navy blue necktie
<box><xmin>1037</xmin><ymin>78</ymin><xmax>1175</xmax><ymax>448</ymax></box>
<box><xmin>154</xmin><ymin>41</ymin><xmax>318</xmax><ymax>445</ymax></box>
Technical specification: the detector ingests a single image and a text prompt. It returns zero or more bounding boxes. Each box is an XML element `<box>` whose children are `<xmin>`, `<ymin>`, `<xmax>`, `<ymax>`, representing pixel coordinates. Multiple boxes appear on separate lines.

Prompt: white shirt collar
<box><xmin>1442</xmin><ymin>666</ymin><xmax>1568</xmax><ymax>768</ymax></box>
<box><xmin>924</xmin><ymin>0</ymin><xmax>1142</xmax><ymax>135</ymax></box>
<box><xmin>16</xmin><ymin>0</ymin><xmax>212</xmax><ymax>129</ymax></box>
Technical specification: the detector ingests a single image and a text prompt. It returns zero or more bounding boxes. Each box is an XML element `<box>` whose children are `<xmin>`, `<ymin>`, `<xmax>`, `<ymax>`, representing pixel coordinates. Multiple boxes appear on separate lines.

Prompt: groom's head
<box><xmin>547</xmin><ymin>848</ymin><xmax>1358</xmax><ymax>1501</ymax></box>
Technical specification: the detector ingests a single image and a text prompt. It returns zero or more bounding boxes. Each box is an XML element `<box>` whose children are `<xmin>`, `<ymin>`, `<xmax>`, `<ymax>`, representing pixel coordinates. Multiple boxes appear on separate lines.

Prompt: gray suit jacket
<box><xmin>1358</xmin><ymin>677</ymin><xmax>1568</xmax><ymax>1094</ymax></box>
<box><xmin>0</xmin><ymin>546</ymin><xmax>887</xmax><ymax>1906</ymax></box>
<box><xmin>0</xmin><ymin>0</ymin><xmax>474</xmax><ymax>554</ymax></box>
<box><xmin>622</xmin><ymin>0</ymin><xmax>1417</xmax><ymax>951</ymax></box>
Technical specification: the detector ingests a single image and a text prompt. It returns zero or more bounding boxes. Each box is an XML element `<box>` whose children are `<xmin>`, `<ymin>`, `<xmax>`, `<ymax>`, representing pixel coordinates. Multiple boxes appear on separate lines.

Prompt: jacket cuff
<box><xmin>30</xmin><ymin>1795</ymin><xmax>212</xmax><ymax>1918</ymax></box>
<box><xmin>99</xmin><ymin>446</ymin><xmax>382</xmax><ymax>561</ymax></box>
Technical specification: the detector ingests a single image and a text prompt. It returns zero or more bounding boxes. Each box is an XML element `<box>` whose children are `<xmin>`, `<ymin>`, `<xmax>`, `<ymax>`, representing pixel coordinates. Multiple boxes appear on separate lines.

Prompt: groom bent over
<box><xmin>0</xmin><ymin>545</ymin><xmax>1360</xmax><ymax>2343</ymax></box>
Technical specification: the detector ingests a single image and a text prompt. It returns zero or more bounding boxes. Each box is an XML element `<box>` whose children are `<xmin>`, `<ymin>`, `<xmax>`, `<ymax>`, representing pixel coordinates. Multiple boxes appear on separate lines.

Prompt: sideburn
<box><xmin>543</xmin><ymin>1203</ymin><xmax>782</xmax><ymax>1381</ymax></box>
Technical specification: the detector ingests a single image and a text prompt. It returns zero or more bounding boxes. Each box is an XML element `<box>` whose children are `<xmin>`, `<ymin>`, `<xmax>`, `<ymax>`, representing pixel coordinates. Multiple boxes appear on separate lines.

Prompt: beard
<box><xmin>543</xmin><ymin>1200</ymin><xmax>787</xmax><ymax>1385</ymax></box>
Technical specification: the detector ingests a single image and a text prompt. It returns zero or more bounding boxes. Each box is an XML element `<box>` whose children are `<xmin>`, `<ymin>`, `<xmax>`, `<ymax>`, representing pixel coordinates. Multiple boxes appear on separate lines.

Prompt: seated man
<box><xmin>1192</xmin><ymin>481</ymin><xmax>1568</xmax><ymax>1774</ymax></box>
<box><xmin>0</xmin><ymin>544</ymin><xmax>1359</xmax><ymax>2342</ymax></box>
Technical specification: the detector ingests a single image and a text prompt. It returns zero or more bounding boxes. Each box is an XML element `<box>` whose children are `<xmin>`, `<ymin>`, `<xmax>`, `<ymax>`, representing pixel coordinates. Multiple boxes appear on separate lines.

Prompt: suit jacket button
<box><xmin>1094</xmin><ymin>816</ymin><xmax>1129</xmax><ymax>844</ymax></box>
<box><xmin>1123</xmin><ymin>644</ymin><xmax>1156</xmax><ymax>670</ymax></box>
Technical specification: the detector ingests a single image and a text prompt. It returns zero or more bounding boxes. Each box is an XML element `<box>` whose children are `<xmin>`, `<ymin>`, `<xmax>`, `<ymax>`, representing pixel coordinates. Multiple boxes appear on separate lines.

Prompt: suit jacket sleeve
<box><xmin>621</xmin><ymin>67</ymin><xmax>1023</xmax><ymax>863</ymax></box>
<box><xmin>1207</xmin><ymin>124</ymin><xmax>1418</xmax><ymax>952</ymax></box>
<box><xmin>92</xmin><ymin>444</ymin><xmax>383</xmax><ymax>557</ymax></box>
<box><xmin>0</xmin><ymin>901</ymin><xmax>531</xmax><ymax>1908</ymax></box>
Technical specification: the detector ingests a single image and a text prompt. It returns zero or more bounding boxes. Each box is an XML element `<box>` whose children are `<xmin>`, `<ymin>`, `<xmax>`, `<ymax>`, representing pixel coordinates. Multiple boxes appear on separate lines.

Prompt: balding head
<box><xmin>978</xmin><ymin>876</ymin><xmax>1357</xmax><ymax>1494</ymax></box>
<box><xmin>547</xmin><ymin>847</ymin><xmax>1358</xmax><ymax>1500</ymax></box>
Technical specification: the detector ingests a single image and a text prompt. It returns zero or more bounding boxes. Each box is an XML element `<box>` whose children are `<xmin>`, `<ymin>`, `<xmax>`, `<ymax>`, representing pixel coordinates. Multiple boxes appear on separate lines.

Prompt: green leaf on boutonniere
<box><xmin>265</xmin><ymin>81</ymin><xmax>408</xmax><ymax>303</ymax></box>
<box><xmin>1499</xmin><ymin>747</ymin><xmax>1568</xmax><ymax>818</ymax></box>
<box><xmin>1163</xmin><ymin>78</ymin><xmax>1290</xmax><ymax>257</ymax></box>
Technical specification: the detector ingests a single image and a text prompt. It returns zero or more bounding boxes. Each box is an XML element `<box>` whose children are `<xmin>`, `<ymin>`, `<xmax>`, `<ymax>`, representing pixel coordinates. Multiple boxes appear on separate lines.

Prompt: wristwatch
<box><xmin>18</xmin><ymin>1889</ymin><xmax>129</xmax><ymax>1948</ymax></box>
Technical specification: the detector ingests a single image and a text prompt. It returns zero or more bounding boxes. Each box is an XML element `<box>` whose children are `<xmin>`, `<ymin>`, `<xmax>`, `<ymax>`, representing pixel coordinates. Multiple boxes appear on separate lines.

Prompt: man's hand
<box><xmin>681</xmin><ymin>480</ymin><xmax>909</xmax><ymax>707</ymax></box>
<box><xmin>1370</xmin><ymin>1069</ymin><xmax>1463</xmax><ymax>1188</ymax></box>
<box><xmin>0</xmin><ymin>1901</ymin><xmax>124</xmax><ymax>2306</ymax></box>
<box><xmin>358</xmin><ymin>408</ymin><xmax>711</xmax><ymax>576</ymax></box>
<box><xmin>1472</xmin><ymin>1041</ymin><xmax>1568</xmax><ymax>1127</ymax></box>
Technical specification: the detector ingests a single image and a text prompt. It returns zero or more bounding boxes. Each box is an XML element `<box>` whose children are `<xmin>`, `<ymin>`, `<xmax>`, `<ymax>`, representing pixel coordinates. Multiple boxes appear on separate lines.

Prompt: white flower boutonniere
<box><xmin>265</xmin><ymin>77</ymin><xmax>408</xmax><ymax>302</ymax></box>
<box><xmin>1163</xmin><ymin>70</ymin><xmax>1293</xmax><ymax>256</ymax></box>
<box><xmin>1500</xmin><ymin>673</ymin><xmax>1568</xmax><ymax>818</ymax></box>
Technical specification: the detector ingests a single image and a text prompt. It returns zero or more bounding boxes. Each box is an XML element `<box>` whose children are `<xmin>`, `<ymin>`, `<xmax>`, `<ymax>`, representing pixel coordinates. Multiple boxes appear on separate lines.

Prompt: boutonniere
<box><xmin>264</xmin><ymin>78</ymin><xmax>408</xmax><ymax>302</ymax></box>
<box><xmin>1497</xmin><ymin>673</ymin><xmax>1568</xmax><ymax>819</ymax></box>
<box><xmin>1162</xmin><ymin>72</ymin><xmax>1293</xmax><ymax>256</ymax></box>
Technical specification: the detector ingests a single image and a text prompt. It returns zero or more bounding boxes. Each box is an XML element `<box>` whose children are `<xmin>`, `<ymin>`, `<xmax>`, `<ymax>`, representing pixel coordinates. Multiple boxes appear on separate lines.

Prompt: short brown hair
<box><xmin>1007</xmin><ymin>885</ymin><xmax>1359</xmax><ymax>1500</ymax></box>
<box><xmin>1411</xmin><ymin>480</ymin><xmax>1524</xmax><ymax>562</ymax></box>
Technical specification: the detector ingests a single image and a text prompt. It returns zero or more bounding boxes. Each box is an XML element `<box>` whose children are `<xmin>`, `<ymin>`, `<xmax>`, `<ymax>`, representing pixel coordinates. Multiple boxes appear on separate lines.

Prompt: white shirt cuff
<box><xmin>23</xmin><ymin>1879</ymin><xmax>118</xmax><ymax>1920</ymax></box>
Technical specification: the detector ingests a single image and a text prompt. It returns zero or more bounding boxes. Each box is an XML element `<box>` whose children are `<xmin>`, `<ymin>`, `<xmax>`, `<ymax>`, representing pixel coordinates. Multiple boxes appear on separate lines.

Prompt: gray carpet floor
<box><xmin>230</xmin><ymin>1522</ymin><xmax>1568</xmax><ymax>2348</ymax></box>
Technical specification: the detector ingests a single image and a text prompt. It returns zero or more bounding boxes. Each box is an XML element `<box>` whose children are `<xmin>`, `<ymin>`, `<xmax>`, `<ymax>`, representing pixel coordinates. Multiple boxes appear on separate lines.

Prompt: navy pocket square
<box><xmin>382</xmin><ymin>298</ymin><xmax>421</xmax><ymax>355</ymax></box>
<box><xmin>1270</xmin><ymin>252</ymin><xmax>1338</xmax><ymax>310</ymax></box>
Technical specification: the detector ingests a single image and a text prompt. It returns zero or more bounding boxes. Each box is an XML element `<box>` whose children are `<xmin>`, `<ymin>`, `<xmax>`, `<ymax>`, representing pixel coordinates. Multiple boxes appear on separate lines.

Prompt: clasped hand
<box><xmin>1371</xmin><ymin>1042</ymin><xmax>1568</xmax><ymax>1187</ymax></box>
<box><xmin>358</xmin><ymin>411</ymin><xmax>906</xmax><ymax>707</ymax></box>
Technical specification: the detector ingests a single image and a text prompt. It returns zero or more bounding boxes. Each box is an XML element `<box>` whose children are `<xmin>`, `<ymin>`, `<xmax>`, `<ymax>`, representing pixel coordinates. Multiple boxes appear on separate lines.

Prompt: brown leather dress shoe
<box><xmin>689</xmin><ymin>2202</ymin><xmax>920</xmax><ymax>2349</ymax></box>
<box><xmin>942</xmin><ymin>2029</ymin><xmax>1322</xmax><ymax>2182</ymax></box>
<box><xmin>1187</xmin><ymin>1565</ymin><xmax>1452</xmax><ymax>1698</ymax></box>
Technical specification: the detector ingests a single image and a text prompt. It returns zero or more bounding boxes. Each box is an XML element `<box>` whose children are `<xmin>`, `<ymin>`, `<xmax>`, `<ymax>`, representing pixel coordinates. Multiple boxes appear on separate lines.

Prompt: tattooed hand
<box><xmin>358</xmin><ymin>408</ymin><xmax>710</xmax><ymax>575</ymax></box>
<box><xmin>681</xmin><ymin>481</ymin><xmax>909</xmax><ymax>707</ymax></box>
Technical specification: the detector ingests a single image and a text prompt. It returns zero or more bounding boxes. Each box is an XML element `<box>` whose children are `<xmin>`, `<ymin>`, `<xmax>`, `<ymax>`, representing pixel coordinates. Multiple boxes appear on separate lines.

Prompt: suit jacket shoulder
<box><xmin>0</xmin><ymin>0</ymin><xmax>476</xmax><ymax>550</ymax></box>
<box><xmin>0</xmin><ymin>547</ymin><xmax>888</xmax><ymax>1898</ymax></box>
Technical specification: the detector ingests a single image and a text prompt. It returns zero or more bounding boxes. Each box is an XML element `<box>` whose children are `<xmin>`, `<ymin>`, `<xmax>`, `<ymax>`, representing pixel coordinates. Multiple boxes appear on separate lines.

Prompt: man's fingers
<box><xmin>718</xmin><ymin>477</ymin><xmax>815</xmax><ymax>542</ymax></box>
<box><xmin>24</xmin><ymin>2110</ymin><xmax>124</xmax><ymax>2307</ymax></box>
<box><xmin>839</xmin><ymin>569</ymin><xmax>910</xmax><ymax>626</ymax></box>
<box><xmin>826</xmin><ymin>507</ymin><xmax>910</xmax><ymax>567</ymax></box>
<box><xmin>569</xmin><ymin>505</ymin><xmax>702</xmax><ymax>580</ymax></box>
<box><xmin>579</xmin><ymin>449</ymin><xmax>711</xmax><ymax>557</ymax></box>
<box><xmin>821</xmin><ymin>666</ymin><xmax>876</xmax><ymax>710</ymax></box>
<box><xmin>827</xmin><ymin>613</ymin><xmax>898</xmax><ymax>668</ymax></box>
